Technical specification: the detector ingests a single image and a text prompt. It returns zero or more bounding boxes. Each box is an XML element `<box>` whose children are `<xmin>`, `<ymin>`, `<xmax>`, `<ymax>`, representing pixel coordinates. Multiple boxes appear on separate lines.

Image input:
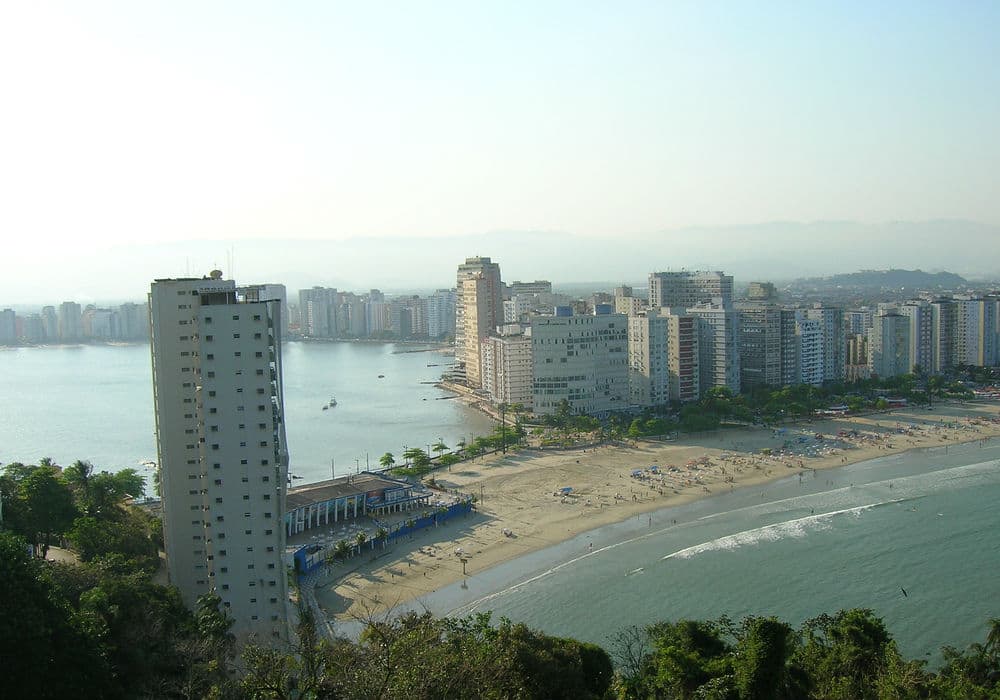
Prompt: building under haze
<box><xmin>532</xmin><ymin>308</ymin><xmax>628</xmax><ymax>415</ymax></box>
<box><xmin>149</xmin><ymin>273</ymin><xmax>289</xmax><ymax>643</ymax></box>
<box><xmin>455</xmin><ymin>257</ymin><xmax>503</xmax><ymax>388</ymax></box>
<box><xmin>868</xmin><ymin>312</ymin><xmax>911</xmax><ymax>379</ymax></box>
<box><xmin>648</xmin><ymin>270</ymin><xmax>734</xmax><ymax>309</ymax></box>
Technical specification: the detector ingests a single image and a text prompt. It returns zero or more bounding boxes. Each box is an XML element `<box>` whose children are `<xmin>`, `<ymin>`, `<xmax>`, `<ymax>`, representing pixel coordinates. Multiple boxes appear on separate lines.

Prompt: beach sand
<box><xmin>314</xmin><ymin>401</ymin><xmax>1000</xmax><ymax>622</ymax></box>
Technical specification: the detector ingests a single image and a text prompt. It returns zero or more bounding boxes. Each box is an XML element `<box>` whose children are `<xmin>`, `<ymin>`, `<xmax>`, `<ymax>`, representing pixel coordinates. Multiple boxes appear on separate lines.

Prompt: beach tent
<box><xmin>649</xmin><ymin>466</ymin><xmax>660</xmax><ymax>473</ymax></box>
<box><xmin>560</xmin><ymin>487</ymin><xmax>573</xmax><ymax>495</ymax></box>
<box><xmin>630</xmin><ymin>470</ymin><xmax>644</xmax><ymax>477</ymax></box>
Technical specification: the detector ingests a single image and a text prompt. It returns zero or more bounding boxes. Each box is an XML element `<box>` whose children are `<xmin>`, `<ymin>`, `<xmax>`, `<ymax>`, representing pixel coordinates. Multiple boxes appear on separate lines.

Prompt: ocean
<box><xmin>383</xmin><ymin>440</ymin><xmax>1000</xmax><ymax>665</ymax></box>
<box><xmin>0</xmin><ymin>342</ymin><xmax>495</xmax><ymax>483</ymax></box>
<box><xmin>3</xmin><ymin>343</ymin><xmax>998</xmax><ymax>662</ymax></box>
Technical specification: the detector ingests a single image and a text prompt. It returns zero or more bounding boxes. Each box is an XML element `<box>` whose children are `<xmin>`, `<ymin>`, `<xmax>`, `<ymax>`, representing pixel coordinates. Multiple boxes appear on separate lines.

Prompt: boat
<box><xmin>322</xmin><ymin>405</ymin><xmax>328</xmax><ymax>411</ymax></box>
<box><xmin>377</xmin><ymin>374</ymin><xmax>385</xmax><ymax>378</ymax></box>
<box><xmin>328</xmin><ymin>397</ymin><xmax>337</xmax><ymax>407</ymax></box>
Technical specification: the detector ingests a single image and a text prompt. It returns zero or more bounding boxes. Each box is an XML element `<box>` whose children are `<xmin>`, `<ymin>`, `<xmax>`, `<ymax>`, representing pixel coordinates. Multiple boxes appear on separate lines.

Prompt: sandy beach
<box><xmin>314</xmin><ymin>401</ymin><xmax>1000</xmax><ymax>622</ymax></box>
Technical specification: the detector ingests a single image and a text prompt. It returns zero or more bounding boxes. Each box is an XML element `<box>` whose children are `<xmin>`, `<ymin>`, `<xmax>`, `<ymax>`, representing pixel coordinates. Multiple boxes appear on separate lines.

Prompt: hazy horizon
<box><xmin>3</xmin><ymin>219</ymin><xmax>999</xmax><ymax>307</ymax></box>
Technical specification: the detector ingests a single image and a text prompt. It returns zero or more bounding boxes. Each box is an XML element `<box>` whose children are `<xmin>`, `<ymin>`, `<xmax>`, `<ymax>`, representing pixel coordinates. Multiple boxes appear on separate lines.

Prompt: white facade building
<box><xmin>795</xmin><ymin>314</ymin><xmax>824</xmax><ymax>386</ymax></box>
<box><xmin>481</xmin><ymin>331</ymin><xmax>534</xmax><ymax>410</ymax></box>
<box><xmin>531</xmin><ymin>311</ymin><xmax>628</xmax><ymax>415</ymax></box>
<box><xmin>149</xmin><ymin>274</ymin><xmax>289</xmax><ymax>644</ymax></box>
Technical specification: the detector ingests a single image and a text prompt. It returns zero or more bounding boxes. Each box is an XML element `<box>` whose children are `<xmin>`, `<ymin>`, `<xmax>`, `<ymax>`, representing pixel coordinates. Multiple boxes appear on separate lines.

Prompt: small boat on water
<box><xmin>377</xmin><ymin>374</ymin><xmax>385</xmax><ymax>378</ymax></box>
<box><xmin>322</xmin><ymin>405</ymin><xmax>328</xmax><ymax>411</ymax></box>
<box><xmin>328</xmin><ymin>397</ymin><xmax>337</xmax><ymax>407</ymax></box>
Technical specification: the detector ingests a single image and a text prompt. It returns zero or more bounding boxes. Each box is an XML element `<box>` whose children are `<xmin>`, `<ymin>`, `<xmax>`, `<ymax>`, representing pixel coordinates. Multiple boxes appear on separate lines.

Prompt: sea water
<box><xmin>393</xmin><ymin>440</ymin><xmax>1000</xmax><ymax>665</ymax></box>
<box><xmin>0</xmin><ymin>342</ymin><xmax>495</xmax><ymax>482</ymax></box>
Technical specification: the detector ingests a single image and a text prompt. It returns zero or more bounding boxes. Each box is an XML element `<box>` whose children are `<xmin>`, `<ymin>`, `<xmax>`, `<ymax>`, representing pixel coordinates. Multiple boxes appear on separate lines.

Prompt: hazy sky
<box><xmin>2</xmin><ymin>2</ymin><xmax>998</xmax><ymax>303</ymax></box>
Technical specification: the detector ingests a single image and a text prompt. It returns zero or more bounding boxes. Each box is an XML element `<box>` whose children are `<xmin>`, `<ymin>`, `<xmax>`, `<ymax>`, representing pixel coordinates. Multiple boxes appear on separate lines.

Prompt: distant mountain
<box><xmin>795</xmin><ymin>269</ymin><xmax>967</xmax><ymax>289</ymax></box>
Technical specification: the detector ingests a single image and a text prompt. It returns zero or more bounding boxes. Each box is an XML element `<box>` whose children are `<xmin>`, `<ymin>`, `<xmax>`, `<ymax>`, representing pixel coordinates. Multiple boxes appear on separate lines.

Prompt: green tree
<box><xmin>0</xmin><ymin>531</ymin><xmax>112</xmax><ymax>698</ymax></box>
<box><xmin>18</xmin><ymin>465</ymin><xmax>78</xmax><ymax>557</ymax></box>
<box><xmin>379</xmin><ymin>452</ymin><xmax>396</xmax><ymax>470</ymax></box>
<box><xmin>733</xmin><ymin>616</ymin><xmax>807</xmax><ymax>700</ymax></box>
<box><xmin>795</xmin><ymin>608</ymin><xmax>894</xmax><ymax>700</ymax></box>
<box><xmin>432</xmin><ymin>440</ymin><xmax>449</xmax><ymax>456</ymax></box>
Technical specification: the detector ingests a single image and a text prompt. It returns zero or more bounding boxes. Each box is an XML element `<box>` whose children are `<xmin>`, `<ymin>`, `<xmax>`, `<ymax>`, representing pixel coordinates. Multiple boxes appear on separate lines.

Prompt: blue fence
<box><xmin>294</xmin><ymin>499</ymin><xmax>474</xmax><ymax>576</ymax></box>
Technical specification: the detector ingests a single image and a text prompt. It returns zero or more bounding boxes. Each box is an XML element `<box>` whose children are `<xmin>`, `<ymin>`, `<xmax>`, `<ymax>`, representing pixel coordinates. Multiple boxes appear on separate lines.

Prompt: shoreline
<box><xmin>314</xmin><ymin>401</ymin><xmax>1000</xmax><ymax>623</ymax></box>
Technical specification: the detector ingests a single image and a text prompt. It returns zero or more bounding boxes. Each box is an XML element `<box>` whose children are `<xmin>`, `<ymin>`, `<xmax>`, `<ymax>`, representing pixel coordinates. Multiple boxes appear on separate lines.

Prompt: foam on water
<box><xmin>663</xmin><ymin>499</ymin><xmax>905</xmax><ymax>561</ymax></box>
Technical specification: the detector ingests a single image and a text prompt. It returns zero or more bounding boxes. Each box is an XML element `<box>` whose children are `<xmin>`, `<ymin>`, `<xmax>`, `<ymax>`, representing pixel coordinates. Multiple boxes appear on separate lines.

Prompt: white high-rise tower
<box><xmin>149</xmin><ymin>273</ymin><xmax>289</xmax><ymax>643</ymax></box>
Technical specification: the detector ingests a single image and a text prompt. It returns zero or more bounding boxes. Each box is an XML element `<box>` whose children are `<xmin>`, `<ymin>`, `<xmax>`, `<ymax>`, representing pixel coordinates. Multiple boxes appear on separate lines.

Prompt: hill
<box><xmin>796</xmin><ymin>268</ymin><xmax>967</xmax><ymax>290</ymax></box>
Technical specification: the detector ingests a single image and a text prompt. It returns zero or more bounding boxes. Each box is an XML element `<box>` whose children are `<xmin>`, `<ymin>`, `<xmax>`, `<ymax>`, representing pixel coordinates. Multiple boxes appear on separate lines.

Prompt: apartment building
<box><xmin>531</xmin><ymin>309</ymin><xmax>628</xmax><ymax>415</ymax></box>
<box><xmin>480</xmin><ymin>328</ymin><xmax>534</xmax><ymax>410</ymax></box>
<box><xmin>868</xmin><ymin>313</ymin><xmax>911</xmax><ymax>379</ymax></box>
<box><xmin>149</xmin><ymin>273</ymin><xmax>289</xmax><ymax>643</ymax></box>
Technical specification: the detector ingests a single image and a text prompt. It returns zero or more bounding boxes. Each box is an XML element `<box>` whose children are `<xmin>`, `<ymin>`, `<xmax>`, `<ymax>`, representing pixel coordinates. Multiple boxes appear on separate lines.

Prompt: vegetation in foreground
<box><xmin>3</xmin><ymin>457</ymin><xmax>1000</xmax><ymax>699</ymax></box>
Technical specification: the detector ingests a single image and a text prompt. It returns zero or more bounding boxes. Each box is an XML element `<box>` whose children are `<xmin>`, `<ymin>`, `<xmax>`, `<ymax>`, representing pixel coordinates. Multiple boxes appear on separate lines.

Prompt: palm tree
<box><xmin>332</xmin><ymin>539</ymin><xmax>351</xmax><ymax>562</ymax></box>
<box><xmin>402</xmin><ymin>447</ymin><xmax>424</xmax><ymax>466</ymax></box>
<box><xmin>355</xmin><ymin>531</ymin><xmax>367</xmax><ymax>553</ymax></box>
<box><xmin>375</xmin><ymin>527</ymin><xmax>389</xmax><ymax>550</ymax></box>
<box><xmin>379</xmin><ymin>452</ymin><xmax>395</xmax><ymax>470</ymax></box>
<box><xmin>432</xmin><ymin>440</ymin><xmax>448</xmax><ymax>457</ymax></box>
<box><xmin>985</xmin><ymin>617</ymin><xmax>1000</xmax><ymax>660</ymax></box>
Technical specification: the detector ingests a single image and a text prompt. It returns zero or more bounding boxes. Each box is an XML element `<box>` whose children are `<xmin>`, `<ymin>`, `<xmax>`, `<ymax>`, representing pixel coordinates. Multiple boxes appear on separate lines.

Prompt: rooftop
<box><xmin>286</xmin><ymin>472</ymin><xmax>409</xmax><ymax>510</ymax></box>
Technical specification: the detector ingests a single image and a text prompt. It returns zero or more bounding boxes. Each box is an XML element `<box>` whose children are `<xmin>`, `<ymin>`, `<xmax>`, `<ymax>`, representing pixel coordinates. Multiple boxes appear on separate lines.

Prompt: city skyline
<box><xmin>2</xmin><ymin>2</ymin><xmax>999</xmax><ymax>302</ymax></box>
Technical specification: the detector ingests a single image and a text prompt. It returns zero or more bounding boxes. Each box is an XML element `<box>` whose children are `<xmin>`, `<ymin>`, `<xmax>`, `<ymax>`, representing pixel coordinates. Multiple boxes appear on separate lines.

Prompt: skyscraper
<box><xmin>455</xmin><ymin>257</ymin><xmax>503</xmax><ymax>387</ymax></box>
<box><xmin>149</xmin><ymin>273</ymin><xmax>289</xmax><ymax>643</ymax></box>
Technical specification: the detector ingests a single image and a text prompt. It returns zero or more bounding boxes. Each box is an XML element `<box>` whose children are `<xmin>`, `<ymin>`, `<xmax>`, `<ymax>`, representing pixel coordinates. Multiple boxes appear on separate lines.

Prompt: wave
<box><xmin>664</xmin><ymin>499</ymin><xmax>905</xmax><ymax>561</ymax></box>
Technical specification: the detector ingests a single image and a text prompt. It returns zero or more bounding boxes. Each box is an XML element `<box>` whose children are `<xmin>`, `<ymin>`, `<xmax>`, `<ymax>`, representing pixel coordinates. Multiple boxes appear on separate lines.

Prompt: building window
<box><xmin>205</xmin><ymin>335</ymin><xmax>213</xmax><ymax>341</ymax></box>
<box><xmin>214</xmin><ymin>479</ymin><xmax>222</xmax><ymax>486</ymax></box>
<box><xmin>232</xmin><ymin>315</ymin><xmax>239</xmax><ymax>321</ymax></box>
<box><xmin>261</xmin><ymin>459</ymin><xmax>269</xmax><ymax>466</ymax></box>
<box><xmin>255</xmin><ymin>351</ymin><xmax>263</xmax><ymax>358</ymax></box>
<box><xmin>233</xmin><ymin>333</ymin><xmax>240</xmax><ymax>339</ymax></box>
<box><xmin>253</xmin><ymin>315</ymin><xmax>261</xmax><ymax>321</ymax></box>
<box><xmin>206</xmin><ymin>353</ymin><xmax>214</xmax><ymax>360</ymax></box>
<box><xmin>265</xmin><ymin>529</ymin><xmax>273</xmax><ymax>536</ymax></box>
<box><xmin>221</xmin><ymin>584</ymin><xmax>229</xmax><ymax>590</ymax></box>
<box><xmin>262</xmin><ymin>476</ymin><xmax>270</xmax><ymax>482</ymax></box>
<box><xmin>208</xmin><ymin>390</ymin><xmax>216</xmax><ymax>397</ymax></box>
<box><xmin>248</xmin><ymin>564</ymin><xmax>255</xmax><ymax>570</ymax></box>
<box><xmin>213</xmin><ymin>463</ymin><xmax>221</xmax><ymax>469</ymax></box>
<box><xmin>254</xmin><ymin>333</ymin><xmax>262</xmax><ymax>339</ymax></box>
<box><xmin>207</xmin><ymin>371</ymin><xmax>215</xmax><ymax>378</ymax></box>
<box><xmin>234</xmin><ymin>352</ymin><xmax>241</xmax><ymax>357</ymax></box>
<box><xmin>240</xmin><ymin>459</ymin><xmax>248</xmax><ymax>465</ymax></box>
<box><xmin>243</xmin><ymin>495</ymin><xmax>250</xmax><ymax>500</ymax></box>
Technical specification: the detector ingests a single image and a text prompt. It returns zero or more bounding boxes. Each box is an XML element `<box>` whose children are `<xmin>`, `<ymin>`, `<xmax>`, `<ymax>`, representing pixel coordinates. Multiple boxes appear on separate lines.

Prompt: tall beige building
<box><xmin>149</xmin><ymin>274</ymin><xmax>289</xmax><ymax>643</ymax></box>
<box><xmin>628</xmin><ymin>308</ymin><xmax>699</xmax><ymax>406</ymax></box>
<box><xmin>480</xmin><ymin>329</ymin><xmax>534</xmax><ymax>410</ymax></box>
<box><xmin>455</xmin><ymin>257</ymin><xmax>503</xmax><ymax>387</ymax></box>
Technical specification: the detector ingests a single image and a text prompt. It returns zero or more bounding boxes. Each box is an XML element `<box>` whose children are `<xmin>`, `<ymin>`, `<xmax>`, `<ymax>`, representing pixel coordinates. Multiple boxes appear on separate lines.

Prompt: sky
<box><xmin>1</xmin><ymin>1</ymin><xmax>998</xmax><ymax>304</ymax></box>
